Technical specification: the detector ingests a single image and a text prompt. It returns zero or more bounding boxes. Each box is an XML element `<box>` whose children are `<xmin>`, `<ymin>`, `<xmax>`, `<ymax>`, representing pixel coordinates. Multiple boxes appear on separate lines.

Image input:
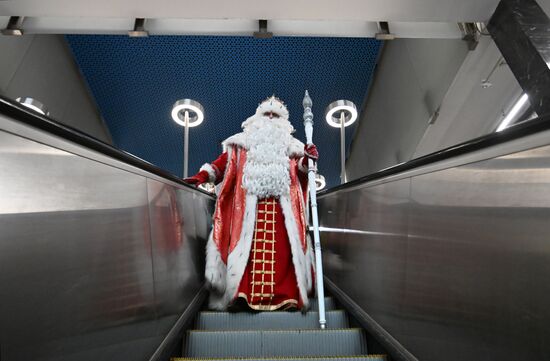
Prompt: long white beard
<box><xmin>242</xmin><ymin>115</ymin><xmax>293</xmax><ymax>198</ymax></box>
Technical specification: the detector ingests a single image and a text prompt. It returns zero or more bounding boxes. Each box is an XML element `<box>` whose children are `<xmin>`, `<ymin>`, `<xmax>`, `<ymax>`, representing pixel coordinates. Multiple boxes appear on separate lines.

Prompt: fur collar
<box><xmin>223</xmin><ymin>132</ymin><xmax>304</xmax><ymax>158</ymax></box>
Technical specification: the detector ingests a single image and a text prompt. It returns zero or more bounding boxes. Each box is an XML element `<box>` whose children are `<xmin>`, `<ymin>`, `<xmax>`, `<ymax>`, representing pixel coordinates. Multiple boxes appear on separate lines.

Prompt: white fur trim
<box><xmin>223</xmin><ymin>131</ymin><xmax>304</xmax><ymax>158</ymax></box>
<box><xmin>288</xmin><ymin>138</ymin><xmax>305</xmax><ymax>158</ymax></box>
<box><xmin>305</xmin><ymin>233</ymin><xmax>315</xmax><ymax>293</ymax></box>
<box><xmin>241</xmin><ymin>119</ymin><xmax>292</xmax><ymax>198</ymax></box>
<box><xmin>296</xmin><ymin>176</ymin><xmax>314</xmax><ymax>294</ymax></box>
<box><xmin>205</xmin><ymin>230</ymin><xmax>226</xmax><ymax>293</ymax></box>
<box><xmin>207</xmin><ymin>147</ymin><xmax>232</xmax><ymax>306</ymax></box>
<box><xmin>222</xmin><ymin>132</ymin><xmax>246</xmax><ymax>152</ymax></box>
<box><xmin>279</xmin><ymin>195</ymin><xmax>309</xmax><ymax>309</ymax></box>
<box><xmin>208</xmin><ymin>194</ymin><xmax>258</xmax><ymax>310</ymax></box>
<box><xmin>200</xmin><ymin>163</ymin><xmax>217</xmax><ymax>183</ymax></box>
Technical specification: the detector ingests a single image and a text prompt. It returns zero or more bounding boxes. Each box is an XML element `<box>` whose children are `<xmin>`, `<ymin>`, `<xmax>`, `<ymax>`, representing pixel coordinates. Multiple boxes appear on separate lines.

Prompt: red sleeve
<box><xmin>210</xmin><ymin>152</ymin><xmax>228</xmax><ymax>184</ymax></box>
<box><xmin>296</xmin><ymin>156</ymin><xmax>309</xmax><ymax>182</ymax></box>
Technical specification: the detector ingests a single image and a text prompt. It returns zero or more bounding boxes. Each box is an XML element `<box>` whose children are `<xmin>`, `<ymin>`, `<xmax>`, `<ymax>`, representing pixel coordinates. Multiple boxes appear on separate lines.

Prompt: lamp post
<box><xmin>171</xmin><ymin>99</ymin><xmax>204</xmax><ymax>178</ymax></box>
<box><xmin>325</xmin><ymin>100</ymin><xmax>357</xmax><ymax>184</ymax></box>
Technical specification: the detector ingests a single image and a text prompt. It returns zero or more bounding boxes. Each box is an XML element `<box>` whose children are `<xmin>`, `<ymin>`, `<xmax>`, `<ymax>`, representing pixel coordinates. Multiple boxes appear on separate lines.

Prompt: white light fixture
<box><xmin>171</xmin><ymin>99</ymin><xmax>205</xmax><ymax>127</ymax></box>
<box><xmin>496</xmin><ymin>93</ymin><xmax>529</xmax><ymax>132</ymax></box>
<box><xmin>315</xmin><ymin>174</ymin><xmax>326</xmax><ymax>191</ymax></box>
<box><xmin>171</xmin><ymin>99</ymin><xmax>205</xmax><ymax>178</ymax></box>
<box><xmin>2</xmin><ymin>16</ymin><xmax>25</xmax><ymax>36</ymax></box>
<box><xmin>325</xmin><ymin>100</ymin><xmax>358</xmax><ymax>184</ymax></box>
<box><xmin>375</xmin><ymin>21</ymin><xmax>395</xmax><ymax>40</ymax></box>
<box><xmin>325</xmin><ymin>100</ymin><xmax>358</xmax><ymax>128</ymax></box>
<box><xmin>16</xmin><ymin>97</ymin><xmax>49</xmax><ymax>116</ymax></box>
<box><xmin>128</xmin><ymin>18</ymin><xmax>149</xmax><ymax>37</ymax></box>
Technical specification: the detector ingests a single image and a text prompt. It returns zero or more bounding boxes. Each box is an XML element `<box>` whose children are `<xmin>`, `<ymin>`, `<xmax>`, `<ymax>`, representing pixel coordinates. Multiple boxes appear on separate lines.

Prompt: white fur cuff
<box><xmin>205</xmin><ymin>231</ymin><xmax>227</xmax><ymax>293</ymax></box>
<box><xmin>200</xmin><ymin>163</ymin><xmax>217</xmax><ymax>183</ymax></box>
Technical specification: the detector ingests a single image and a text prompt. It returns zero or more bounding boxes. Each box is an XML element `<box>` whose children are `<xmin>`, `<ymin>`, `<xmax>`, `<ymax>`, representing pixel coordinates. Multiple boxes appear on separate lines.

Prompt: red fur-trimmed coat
<box><xmin>202</xmin><ymin>133</ymin><xmax>314</xmax><ymax>310</ymax></box>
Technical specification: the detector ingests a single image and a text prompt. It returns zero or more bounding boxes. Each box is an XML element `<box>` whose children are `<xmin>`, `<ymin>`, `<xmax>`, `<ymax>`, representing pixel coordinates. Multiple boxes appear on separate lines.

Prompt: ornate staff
<box><xmin>303</xmin><ymin>90</ymin><xmax>327</xmax><ymax>329</ymax></box>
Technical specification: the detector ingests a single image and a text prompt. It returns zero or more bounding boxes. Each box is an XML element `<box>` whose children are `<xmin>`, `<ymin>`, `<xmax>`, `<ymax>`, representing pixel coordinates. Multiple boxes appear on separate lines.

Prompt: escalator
<box><xmin>0</xmin><ymin>96</ymin><xmax>392</xmax><ymax>361</ymax></box>
<box><xmin>179</xmin><ymin>296</ymin><xmax>385</xmax><ymax>361</ymax></box>
<box><xmin>2</xmin><ymin>94</ymin><xmax>550</xmax><ymax>361</ymax></box>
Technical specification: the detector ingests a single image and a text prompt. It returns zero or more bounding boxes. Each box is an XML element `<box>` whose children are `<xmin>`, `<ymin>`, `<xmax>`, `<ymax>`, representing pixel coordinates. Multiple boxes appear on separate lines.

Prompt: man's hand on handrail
<box><xmin>183</xmin><ymin>170</ymin><xmax>209</xmax><ymax>187</ymax></box>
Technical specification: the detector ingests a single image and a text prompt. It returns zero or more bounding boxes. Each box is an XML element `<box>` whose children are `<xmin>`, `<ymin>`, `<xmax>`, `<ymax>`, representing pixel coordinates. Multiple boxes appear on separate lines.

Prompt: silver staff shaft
<box><xmin>302</xmin><ymin>90</ymin><xmax>326</xmax><ymax>329</ymax></box>
<box><xmin>183</xmin><ymin>110</ymin><xmax>190</xmax><ymax>178</ymax></box>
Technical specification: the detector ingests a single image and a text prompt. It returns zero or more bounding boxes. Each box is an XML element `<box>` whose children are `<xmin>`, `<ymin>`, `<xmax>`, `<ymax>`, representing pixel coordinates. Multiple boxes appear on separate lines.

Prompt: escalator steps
<box><xmin>176</xmin><ymin>356</ymin><xmax>387</xmax><ymax>361</ymax></box>
<box><xmin>182</xmin><ymin>295</ymin><xmax>386</xmax><ymax>360</ymax></box>
<box><xmin>196</xmin><ymin>310</ymin><xmax>348</xmax><ymax>330</ymax></box>
<box><xmin>310</xmin><ymin>297</ymin><xmax>336</xmax><ymax>311</ymax></box>
<box><xmin>186</xmin><ymin>329</ymin><xmax>368</xmax><ymax>358</ymax></box>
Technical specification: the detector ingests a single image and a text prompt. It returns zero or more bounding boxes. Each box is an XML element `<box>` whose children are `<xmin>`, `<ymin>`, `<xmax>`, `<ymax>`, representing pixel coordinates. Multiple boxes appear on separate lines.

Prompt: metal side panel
<box><xmin>196</xmin><ymin>310</ymin><xmax>348</xmax><ymax>330</ymax></box>
<box><xmin>319</xmin><ymin>179</ymin><xmax>410</xmax><ymax>320</ymax></box>
<box><xmin>404</xmin><ymin>145</ymin><xmax>550</xmax><ymax>361</ymax></box>
<box><xmin>0</xmin><ymin>121</ymin><xmax>214</xmax><ymax>361</ymax></box>
<box><xmin>0</xmin><ymin>130</ymin><xmax>157</xmax><ymax>360</ymax></box>
<box><xmin>318</xmin><ymin>143</ymin><xmax>550</xmax><ymax>361</ymax></box>
<box><xmin>186</xmin><ymin>329</ymin><xmax>367</xmax><ymax>358</ymax></box>
<box><xmin>147</xmin><ymin>179</ymin><xmax>213</xmax><ymax>334</ymax></box>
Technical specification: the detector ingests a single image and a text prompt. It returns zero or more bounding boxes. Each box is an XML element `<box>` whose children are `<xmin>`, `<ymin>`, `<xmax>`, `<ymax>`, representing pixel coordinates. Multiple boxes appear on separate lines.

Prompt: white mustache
<box><xmin>257</xmin><ymin>116</ymin><xmax>296</xmax><ymax>134</ymax></box>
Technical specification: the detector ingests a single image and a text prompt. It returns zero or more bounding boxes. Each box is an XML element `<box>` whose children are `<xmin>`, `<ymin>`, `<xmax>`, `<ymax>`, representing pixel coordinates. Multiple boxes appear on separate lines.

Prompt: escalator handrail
<box><xmin>318</xmin><ymin>112</ymin><xmax>550</xmax><ymax>197</ymax></box>
<box><xmin>4</xmin><ymin>93</ymin><xmax>549</xmax><ymax>200</ymax></box>
<box><xmin>0</xmin><ymin>95</ymin><xmax>215</xmax><ymax>198</ymax></box>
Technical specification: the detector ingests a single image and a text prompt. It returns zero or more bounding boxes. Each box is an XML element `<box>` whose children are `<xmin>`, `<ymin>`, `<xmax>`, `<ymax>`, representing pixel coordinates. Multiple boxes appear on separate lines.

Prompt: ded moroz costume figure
<box><xmin>184</xmin><ymin>96</ymin><xmax>318</xmax><ymax>311</ymax></box>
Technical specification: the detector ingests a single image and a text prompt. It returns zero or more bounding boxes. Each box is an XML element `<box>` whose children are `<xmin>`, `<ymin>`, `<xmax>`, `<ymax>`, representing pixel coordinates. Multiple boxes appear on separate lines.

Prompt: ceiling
<box><xmin>0</xmin><ymin>0</ymin><xmax>508</xmax><ymax>38</ymax></box>
<box><xmin>66</xmin><ymin>35</ymin><xmax>381</xmax><ymax>188</ymax></box>
<box><xmin>1</xmin><ymin>0</ymin><xmax>500</xmax><ymax>22</ymax></box>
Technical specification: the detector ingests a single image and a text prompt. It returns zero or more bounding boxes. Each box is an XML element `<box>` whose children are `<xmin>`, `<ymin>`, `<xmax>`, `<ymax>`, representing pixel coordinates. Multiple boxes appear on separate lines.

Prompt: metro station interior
<box><xmin>1</xmin><ymin>1</ymin><xmax>550</xmax><ymax>360</ymax></box>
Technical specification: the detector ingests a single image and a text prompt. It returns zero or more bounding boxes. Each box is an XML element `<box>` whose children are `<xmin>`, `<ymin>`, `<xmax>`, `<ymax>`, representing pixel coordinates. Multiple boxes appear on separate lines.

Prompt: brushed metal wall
<box><xmin>319</xmin><ymin>143</ymin><xmax>550</xmax><ymax>361</ymax></box>
<box><xmin>0</xmin><ymin>121</ymin><xmax>214</xmax><ymax>360</ymax></box>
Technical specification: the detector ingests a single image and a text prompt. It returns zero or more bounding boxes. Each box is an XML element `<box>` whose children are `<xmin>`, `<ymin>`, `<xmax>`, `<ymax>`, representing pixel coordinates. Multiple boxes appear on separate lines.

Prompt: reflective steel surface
<box><xmin>0</xmin><ymin>115</ymin><xmax>214</xmax><ymax>360</ymax></box>
<box><xmin>318</xmin><ymin>144</ymin><xmax>550</xmax><ymax>361</ymax></box>
<box><xmin>147</xmin><ymin>180</ymin><xmax>212</xmax><ymax>335</ymax></box>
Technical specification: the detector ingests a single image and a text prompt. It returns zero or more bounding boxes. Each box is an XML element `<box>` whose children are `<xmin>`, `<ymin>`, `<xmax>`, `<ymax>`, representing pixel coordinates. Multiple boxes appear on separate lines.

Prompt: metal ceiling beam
<box><xmin>487</xmin><ymin>0</ymin><xmax>550</xmax><ymax>118</ymax></box>
<box><xmin>0</xmin><ymin>17</ymin><xmax>464</xmax><ymax>38</ymax></box>
<box><xmin>0</xmin><ymin>0</ymin><xmax>501</xmax><ymax>22</ymax></box>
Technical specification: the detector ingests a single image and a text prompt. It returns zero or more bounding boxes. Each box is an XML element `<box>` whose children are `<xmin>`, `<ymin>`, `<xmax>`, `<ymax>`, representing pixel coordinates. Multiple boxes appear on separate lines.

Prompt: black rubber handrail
<box><xmin>318</xmin><ymin>112</ymin><xmax>550</xmax><ymax>197</ymax></box>
<box><xmin>0</xmin><ymin>95</ymin><xmax>215</xmax><ymax>198</ymax></box>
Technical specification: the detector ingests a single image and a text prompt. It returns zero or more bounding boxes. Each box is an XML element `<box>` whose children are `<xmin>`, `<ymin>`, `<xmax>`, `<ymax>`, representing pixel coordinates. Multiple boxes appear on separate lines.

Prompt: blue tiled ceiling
<box><xmin>66</xmin><ymin>35</ymin><xmax>381</xmax><ymax>188</ymax></box>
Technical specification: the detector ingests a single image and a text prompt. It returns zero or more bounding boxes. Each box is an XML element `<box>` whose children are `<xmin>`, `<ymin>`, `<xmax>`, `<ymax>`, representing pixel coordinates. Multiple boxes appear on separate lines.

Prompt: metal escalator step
<box><xmin>175</xmin><ymin>356</ymin><xmax>387</xmax><ymax>361</ymax></box>
<box><xmin>310</xmin><ymin>297</ymin><xmax>336</xmax><ymax>311</ymax></box>
<box><xmin>196</xmin><ymin>310</ymin><xmax>348</xmax><ymax>330</ymax></box>
<box><xmin>186</xmin><ymin>329</ymin><xmax>367</xmax><ymax>358</ymax></box>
